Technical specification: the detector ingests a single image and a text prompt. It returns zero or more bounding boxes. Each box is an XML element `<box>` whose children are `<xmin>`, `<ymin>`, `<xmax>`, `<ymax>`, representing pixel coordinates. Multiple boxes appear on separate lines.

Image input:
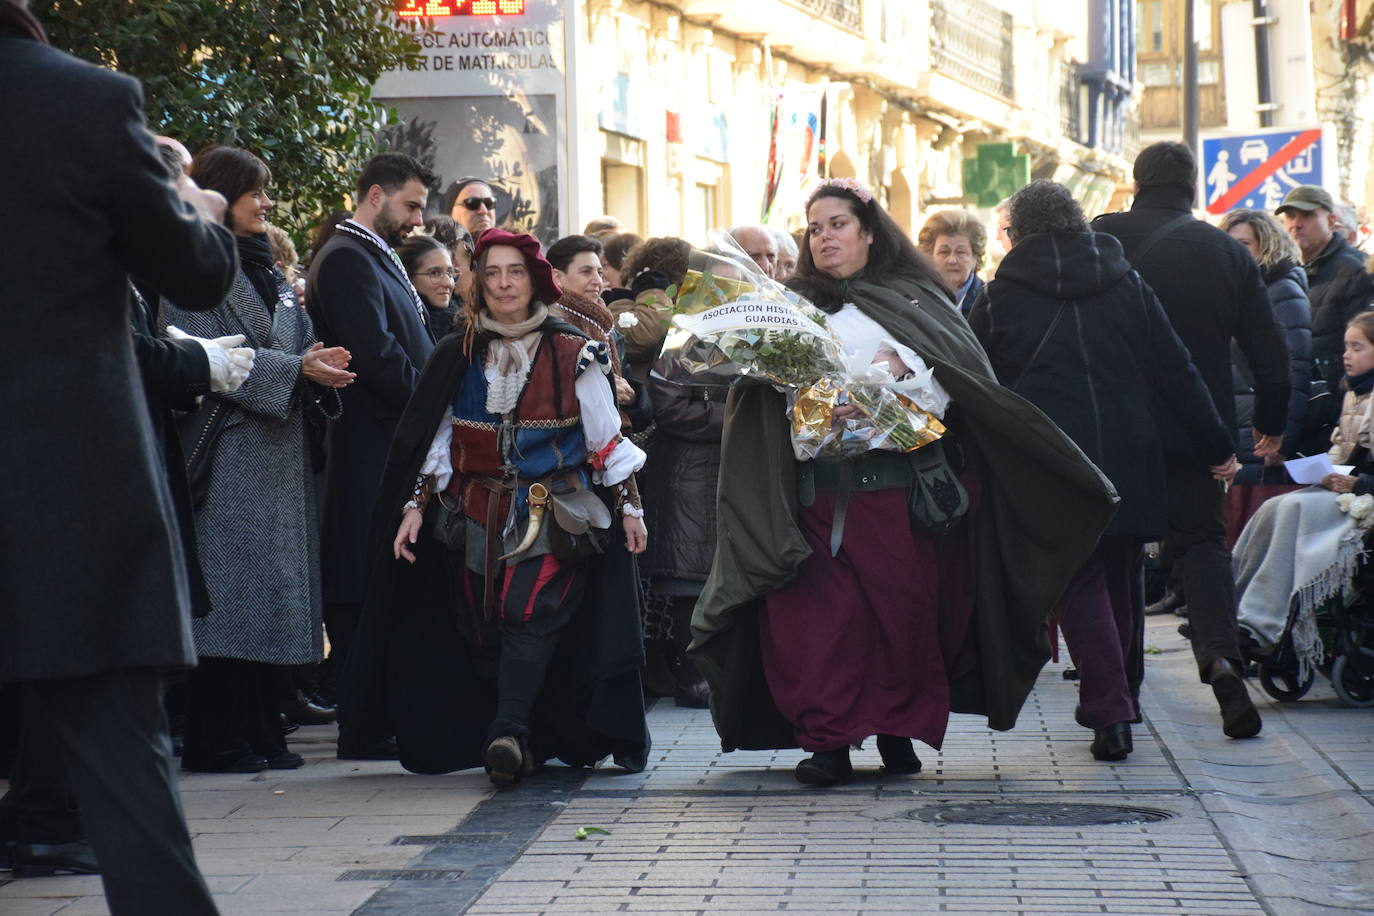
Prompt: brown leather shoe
<box><xmin>1207</xmin><ymin>658</ymin><xmax>1262</xmax><ymax>738</ymax></box>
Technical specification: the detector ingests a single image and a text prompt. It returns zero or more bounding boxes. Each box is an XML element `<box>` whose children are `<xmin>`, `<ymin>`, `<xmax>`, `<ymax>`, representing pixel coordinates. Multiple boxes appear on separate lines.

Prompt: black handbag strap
<box><xmin>1012</xmin><ymin>304</ymin><xmax>1068</xmax><ymax>392</ymax></box>
<box><xmin>1131</xmin><ymin>213</ymin><xmax>1195</xmax><ymax>264</ymax></box>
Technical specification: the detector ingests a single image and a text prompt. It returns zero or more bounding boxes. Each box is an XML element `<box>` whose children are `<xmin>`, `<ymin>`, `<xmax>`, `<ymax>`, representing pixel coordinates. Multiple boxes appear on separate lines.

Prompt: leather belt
<box><xmin>798</xmin><ymin>452</ymin><xmax>917</xmax><ymax>557</ymax></box>
<box><xmin>470</xmin><ymin>474</ymin><xmax>512</xmax><ymax>621</ymax></box>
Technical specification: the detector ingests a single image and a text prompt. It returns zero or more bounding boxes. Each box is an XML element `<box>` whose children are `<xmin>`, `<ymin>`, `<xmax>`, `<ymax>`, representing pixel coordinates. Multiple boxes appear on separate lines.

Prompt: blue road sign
<box><xmin>1200</xmin><ymin>126</ymin><xmax>1332</xmax><ymax>215</ymax></box>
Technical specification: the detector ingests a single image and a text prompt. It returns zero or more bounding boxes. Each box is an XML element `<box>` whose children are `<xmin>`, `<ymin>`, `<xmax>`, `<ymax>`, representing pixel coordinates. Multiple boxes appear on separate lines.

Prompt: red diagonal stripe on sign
<box><xmin>1206</xmin><ymin>129</ymin><xmax>1322</xmax><ymax>214</ymax></box>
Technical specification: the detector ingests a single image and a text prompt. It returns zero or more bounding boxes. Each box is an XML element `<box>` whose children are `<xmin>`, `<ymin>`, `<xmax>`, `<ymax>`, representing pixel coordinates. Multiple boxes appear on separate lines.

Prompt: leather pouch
<box><xmin>906</xmin><ymin>440</ymin><xmax>968</xmax><ymax>535</ymax></box>
<box><xmin>429</xmin><ymin>490</ymin><xmax>466</xmax><ymax>550</ymax></box>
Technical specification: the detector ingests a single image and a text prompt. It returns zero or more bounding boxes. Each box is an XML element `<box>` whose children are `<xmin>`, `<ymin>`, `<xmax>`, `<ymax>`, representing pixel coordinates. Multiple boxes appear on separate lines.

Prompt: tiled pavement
<box><xmin>3</xmin><ymin>616</ymin><xmax>1372</xmax><ymax>915</ymax></box>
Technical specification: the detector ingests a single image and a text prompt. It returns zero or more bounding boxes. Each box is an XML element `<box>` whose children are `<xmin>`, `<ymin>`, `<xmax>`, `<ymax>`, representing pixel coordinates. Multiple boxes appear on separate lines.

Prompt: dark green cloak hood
<box><xmin>689</xmin><ymin>272</ymin><xmax>1119</xmax><ymax>751</ymax></box>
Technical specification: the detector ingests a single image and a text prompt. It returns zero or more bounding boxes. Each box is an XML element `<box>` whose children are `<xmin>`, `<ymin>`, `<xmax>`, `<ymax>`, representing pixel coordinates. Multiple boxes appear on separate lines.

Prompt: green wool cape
<box><xmin>688</xmin><ymin>273</ymin><xmax>1120</xmax><ymax>751</ymax></box>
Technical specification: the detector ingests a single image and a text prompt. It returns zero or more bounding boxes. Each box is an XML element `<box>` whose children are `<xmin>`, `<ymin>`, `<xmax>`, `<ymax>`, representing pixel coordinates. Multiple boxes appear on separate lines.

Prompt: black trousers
<box><xmin>0</xmin><ymin>668</ymin><xmax>218</xmax><ymax>915</ymax></box>
<box><xmin>489</xmin><ymin>555</ymin><xmax>586</xmax><ymax>743</ymax></box>
<box><xmin>183</xmin><ymin>657</ymin><xmax>286</xmax><ymax>765</ymax></box>
<box><xmin>1163</xmin><ymin>463</ymin><xmax>1242</xmax><ymax>680</ymax></box>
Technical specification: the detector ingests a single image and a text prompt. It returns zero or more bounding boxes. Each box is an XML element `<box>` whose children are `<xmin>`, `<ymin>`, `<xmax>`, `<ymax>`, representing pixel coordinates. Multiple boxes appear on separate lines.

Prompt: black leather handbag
<box><xmin>177</xmin><ymin>398</ymin><xmax>231</xmax><ymax>507</ymax></box>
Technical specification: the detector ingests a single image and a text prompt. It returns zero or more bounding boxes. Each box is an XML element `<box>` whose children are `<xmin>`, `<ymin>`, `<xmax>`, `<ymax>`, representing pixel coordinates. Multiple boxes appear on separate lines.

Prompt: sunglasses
<box><xmin>460</xmin><ymin>196</ymin><xmax>497</xmax><ymax>212</ymax></box>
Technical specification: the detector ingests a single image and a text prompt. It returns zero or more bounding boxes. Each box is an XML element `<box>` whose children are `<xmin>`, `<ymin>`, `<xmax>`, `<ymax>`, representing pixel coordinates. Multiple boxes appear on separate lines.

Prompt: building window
<box><xmin>601</xmin><ymin>162</ymin><xmax>644</xmax><ymax>234</ymax></box>
<box><xmin>1137</xmin><ymin>0</ymin><xmax>1163</xmax><ymax>53</ymax></box>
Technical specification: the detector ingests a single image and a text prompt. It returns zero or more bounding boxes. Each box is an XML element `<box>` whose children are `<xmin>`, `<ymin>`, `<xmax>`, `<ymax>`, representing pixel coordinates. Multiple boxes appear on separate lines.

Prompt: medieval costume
<box><xmin>691</xmin><ymin>267</ymin><xmax>1118</xmax><ymax>779</ymax></box>
<box><xmin>339</xmin><ymin>231</ymin><xmax>650</xmax><ymax>780</ymax></box>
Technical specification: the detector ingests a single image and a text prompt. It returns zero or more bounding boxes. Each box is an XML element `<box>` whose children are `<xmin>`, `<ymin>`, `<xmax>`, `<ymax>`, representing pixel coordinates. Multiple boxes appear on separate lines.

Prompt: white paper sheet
<box><xmin>1284</xmin><ymin>454</ymin><xmax>1355</xmax><ymax>485</ymax></box>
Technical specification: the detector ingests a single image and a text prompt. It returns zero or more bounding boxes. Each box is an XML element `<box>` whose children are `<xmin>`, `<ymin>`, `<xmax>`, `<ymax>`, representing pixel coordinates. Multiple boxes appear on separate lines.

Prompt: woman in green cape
<box><xmin>690</xmin><ymin>179</ymin><xmax>1119</xmax><ymax>786</ymax></box>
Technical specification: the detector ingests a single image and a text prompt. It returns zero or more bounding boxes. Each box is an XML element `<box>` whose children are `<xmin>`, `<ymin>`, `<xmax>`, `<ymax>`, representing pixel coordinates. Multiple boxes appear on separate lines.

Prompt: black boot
<box><xmin>668</xmin><ymin>598</ymin><xmax>709</xmax><ymax>708</ymax></box>
<box><xmin>1145</xmin><ymin>588</ymin><xmax>1185</xmax><ymax>616</ymax></box>
<box><xmin>1207</xmin><ymin>658</ymin><xmax>1262</xmax><ymax>738</ymax></box>
<box><xmin>1090</xmin><ymin>722</ymin><xmax>1132</xmax><ymax>761</ymax></box>
<box><xmin>875</xmin><ymin>734</ymin><xmax>922</xmax><ymax>775</ymax></box>
<box><xmin>795</xmin><ymin>747</ymin><xmax>854</xmax><ymax>786</ymax></box>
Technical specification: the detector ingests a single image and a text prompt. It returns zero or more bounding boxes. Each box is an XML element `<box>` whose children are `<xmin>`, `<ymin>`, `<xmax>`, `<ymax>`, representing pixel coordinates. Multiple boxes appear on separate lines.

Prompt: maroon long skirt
<box><xmin>759</xmin><ymin>483</ymin><xmax>979</xmax><ymax>752</ymax></box>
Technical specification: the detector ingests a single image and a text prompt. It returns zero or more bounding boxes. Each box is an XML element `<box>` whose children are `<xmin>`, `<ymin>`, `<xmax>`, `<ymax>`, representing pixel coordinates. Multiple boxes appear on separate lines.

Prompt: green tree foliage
<box><xmin>37</xmin><ymin>0</ymin><xmax>426</xmax><ymax>241</ymax></box>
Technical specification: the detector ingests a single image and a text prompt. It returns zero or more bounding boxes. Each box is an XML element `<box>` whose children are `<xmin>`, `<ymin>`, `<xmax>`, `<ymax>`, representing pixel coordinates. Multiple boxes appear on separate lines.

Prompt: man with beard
<box><xmin>307</xmin><ymin>153</ymin><xmax>436</xmax><ymax>756</ymax></box>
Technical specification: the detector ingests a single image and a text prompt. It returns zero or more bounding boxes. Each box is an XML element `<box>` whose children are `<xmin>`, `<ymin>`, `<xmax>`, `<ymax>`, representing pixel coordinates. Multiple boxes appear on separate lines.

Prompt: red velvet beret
<box><xmin>473</xmin><ymin>228</ymin><xmax>562</xmax><ymax>305</ymax></box>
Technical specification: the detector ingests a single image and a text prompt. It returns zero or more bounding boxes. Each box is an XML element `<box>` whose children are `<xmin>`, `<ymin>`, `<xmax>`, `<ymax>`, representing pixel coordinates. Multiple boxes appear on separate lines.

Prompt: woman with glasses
<box><xmin>446</xmin><ymin>176</ymin><xmax>498</xmax><ymax>237</ymax></box>
<box><xmin>399</xmin><ymin>234</ymin><xmax>462</xmax><ymax>339</ymax></box>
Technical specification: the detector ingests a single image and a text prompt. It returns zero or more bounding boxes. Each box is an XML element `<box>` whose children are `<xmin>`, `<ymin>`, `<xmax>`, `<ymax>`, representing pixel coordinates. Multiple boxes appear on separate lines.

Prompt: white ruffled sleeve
<box><xmin>419</xmin><ymin>409</ymin><xmax>455</xmax><ymax>494</ymax></box>
<box><xmin>575</xmin><ymin>342</ymin><xmax>646</xmax><ymax>486</ymax></box>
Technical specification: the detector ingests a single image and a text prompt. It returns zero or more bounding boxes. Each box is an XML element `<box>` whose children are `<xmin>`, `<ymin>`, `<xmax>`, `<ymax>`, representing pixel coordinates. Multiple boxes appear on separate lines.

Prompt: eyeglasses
<box><xmin>460</xmin><ymin>196</ymin><xmax>497</xmax><ymax>212</ymax></box>
<box><xmin>418</xmin><ymin>267</ymin><xmax>459</xmax><ymax>281</ymax></box>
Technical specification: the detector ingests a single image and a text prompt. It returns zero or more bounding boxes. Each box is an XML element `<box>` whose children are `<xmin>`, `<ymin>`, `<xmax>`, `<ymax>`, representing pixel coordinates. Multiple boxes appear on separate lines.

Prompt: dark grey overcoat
<box><xmin>0</xmin><ymin>37</ymin><xmax>236</xmax><ymax>682</ymax></box>
<box><xmin>164</xmin><ymin>270</ymin><xmax>326</xmax><ymax>664</ymax></box>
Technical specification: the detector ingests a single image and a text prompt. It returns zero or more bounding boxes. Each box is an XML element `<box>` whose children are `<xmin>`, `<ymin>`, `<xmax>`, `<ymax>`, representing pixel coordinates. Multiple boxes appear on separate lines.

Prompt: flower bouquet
<box><xmin>657</xmin><ymin>231</ymin><xmax>945</xmax><ymax>460</ymax></box>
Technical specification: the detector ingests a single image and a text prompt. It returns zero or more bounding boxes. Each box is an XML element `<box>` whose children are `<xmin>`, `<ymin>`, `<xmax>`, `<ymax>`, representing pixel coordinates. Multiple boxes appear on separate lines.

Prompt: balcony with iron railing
<box><xmin>930</xmin><ymin>0</ymin><xmax>1014</xmax><ymax>100</ymax></box>
<box><xmin>791</xmin><ymin>0</ymin><xmax>862</xmax><ymax>30</ymax></box>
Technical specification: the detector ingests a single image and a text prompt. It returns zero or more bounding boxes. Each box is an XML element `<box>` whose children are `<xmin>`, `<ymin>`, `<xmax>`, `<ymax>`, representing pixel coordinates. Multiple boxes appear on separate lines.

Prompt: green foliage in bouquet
<box><xmin>724</xmin><ymin>330</ymin><xmax>834</xmax><ymax>388</ymax></box>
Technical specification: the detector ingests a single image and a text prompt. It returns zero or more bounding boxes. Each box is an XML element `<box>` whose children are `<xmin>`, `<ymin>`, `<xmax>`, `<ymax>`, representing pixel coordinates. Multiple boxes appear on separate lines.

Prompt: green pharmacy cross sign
<box><xmin>961</xmin><ymin>143</ymin><xmax>1030</xmax><ymax>208</ymax></box>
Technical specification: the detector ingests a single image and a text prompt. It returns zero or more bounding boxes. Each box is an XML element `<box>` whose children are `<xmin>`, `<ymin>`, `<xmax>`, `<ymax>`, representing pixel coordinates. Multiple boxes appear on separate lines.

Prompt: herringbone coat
<box><xmin>165</xmin><ymin>268</ymin><xmax>326</xmax><ymax>664</ymax></box>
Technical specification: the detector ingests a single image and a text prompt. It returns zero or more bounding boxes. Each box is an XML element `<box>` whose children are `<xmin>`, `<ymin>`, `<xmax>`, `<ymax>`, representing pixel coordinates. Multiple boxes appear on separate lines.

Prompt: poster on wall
<box><xmin>375</xmin><ymin>0</ymin><xmax>573</xmax><ymax>246</ymax></box>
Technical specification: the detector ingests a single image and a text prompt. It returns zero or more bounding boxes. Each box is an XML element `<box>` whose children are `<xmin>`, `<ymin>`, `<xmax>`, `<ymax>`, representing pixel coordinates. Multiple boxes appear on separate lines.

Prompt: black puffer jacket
<box><xmin>1305</xmin><ymin>233</ymin><xmax>1373</xmax><ymax>390</ymax></box>
<box><xmin>1233</xmin><ymin>260</ymin><xmax>1311</xmax><ymax>475</ymax></box>
<box><xmin>1092</xmin><ymin>187</ymin><xmax>1289</xmax><ymax>462</ymax></box>
<box><xmin>638</xmin><ymin>354</ymin><xmax>730</xmax><ymax>587</ymax></box>
<box><xmin>969</xmin><ymin>231</ymin><xmax>1233</xmax><ymax>539</ymax></box>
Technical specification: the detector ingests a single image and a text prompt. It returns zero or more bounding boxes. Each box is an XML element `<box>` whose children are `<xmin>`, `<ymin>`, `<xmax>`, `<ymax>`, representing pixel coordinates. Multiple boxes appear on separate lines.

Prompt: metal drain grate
<box><xmin>338</xmin><ymin>869</ymin><xmax>465</xmax><ymax>882</ymax></box>
<box><xmin>390</xmin><ymin>833</ymin><xmax>507</xmax><ymax>846</ymax></box>
<box><xmin>907</xmin><ymin>803</ymin><xmax>1174</xmax><ymax>827</ymax></box>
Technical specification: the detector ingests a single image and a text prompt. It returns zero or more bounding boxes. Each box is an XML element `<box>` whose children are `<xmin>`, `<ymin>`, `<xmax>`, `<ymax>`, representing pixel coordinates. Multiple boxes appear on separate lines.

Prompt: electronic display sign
<box><xmin>396</xmin><ymin>0</ymin><xmax>525</xmax><ymax>18</ymax></box>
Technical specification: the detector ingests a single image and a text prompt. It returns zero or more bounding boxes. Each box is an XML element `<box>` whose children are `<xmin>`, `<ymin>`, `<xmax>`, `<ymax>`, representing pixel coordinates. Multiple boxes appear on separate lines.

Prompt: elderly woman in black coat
<box><xmin>969</xmin><ymin>181</ymin><xmax>1235</xmax><ymax>761</ymax></box>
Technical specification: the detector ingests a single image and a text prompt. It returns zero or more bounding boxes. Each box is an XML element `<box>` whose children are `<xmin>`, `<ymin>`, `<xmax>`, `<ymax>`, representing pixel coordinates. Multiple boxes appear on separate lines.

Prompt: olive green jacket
<box><xmin>689</xmin><ymin>273</ymin><xmax>1119</xmax><ymax>751</ymax></box>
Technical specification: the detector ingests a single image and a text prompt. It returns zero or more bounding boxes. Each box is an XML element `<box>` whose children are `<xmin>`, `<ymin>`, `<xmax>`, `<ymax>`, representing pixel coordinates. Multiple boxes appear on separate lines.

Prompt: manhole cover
<box><xmin>907</xmin><ymin>803</ymin><xmax>1173</xmax><ymax>827</ymax></box>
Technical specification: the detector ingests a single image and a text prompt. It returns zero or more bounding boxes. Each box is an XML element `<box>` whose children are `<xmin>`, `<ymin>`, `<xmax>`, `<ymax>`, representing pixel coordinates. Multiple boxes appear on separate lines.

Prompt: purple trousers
<box><xmin>1055</xmin><ymin>536</ymin><xmax>1139</xmax><ymax>728</ymax></box>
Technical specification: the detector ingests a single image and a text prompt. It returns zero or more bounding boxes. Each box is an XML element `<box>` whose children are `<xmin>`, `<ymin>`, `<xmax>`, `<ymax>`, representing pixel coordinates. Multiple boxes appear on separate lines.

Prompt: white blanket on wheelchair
<box><xmin>1233</xmin><ymin>487</ymin><xmax>1363</xmax><ymax>664</ymax></box>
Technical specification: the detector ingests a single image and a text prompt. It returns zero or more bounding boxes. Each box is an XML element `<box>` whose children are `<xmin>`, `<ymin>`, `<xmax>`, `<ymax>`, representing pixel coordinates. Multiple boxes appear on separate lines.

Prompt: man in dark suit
<box><xmin>0</xmin><ymin>2</ymin><xmax>236</xmax><ymax>912</ymax></box>
<box><xmin>1094</xmin><ymin>142</ymin><xmax>1289</xmax><ymax>740</ymax></box>
<box><xmin>307</xmin><ymin>153</ymin><xmax>437</xmax><ymax>749</ymax></box>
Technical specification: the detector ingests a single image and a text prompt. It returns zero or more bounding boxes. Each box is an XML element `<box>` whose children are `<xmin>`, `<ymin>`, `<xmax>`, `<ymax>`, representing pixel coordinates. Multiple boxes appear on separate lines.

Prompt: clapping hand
<box><xmin>166</xmin><ymin>325</ymin><xmax>255</xmax><ymax>393</ymax></box>
<box><xmin>302</xmin><ymin>342</ymin><xmax>355</xmax><ymax>388</ymax></box>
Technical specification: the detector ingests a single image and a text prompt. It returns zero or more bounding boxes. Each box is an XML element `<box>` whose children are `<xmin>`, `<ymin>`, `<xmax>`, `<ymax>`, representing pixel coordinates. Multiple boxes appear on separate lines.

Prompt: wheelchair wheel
<box><xmin>1330</xmin><ymin>647</ymin><xmax>1374</xmax><ymax>708</ymax></box>
<box><xmin>1257</xmin><ymin>661</ymin><xmax>1314</xmax><ymax>701</ymax></box>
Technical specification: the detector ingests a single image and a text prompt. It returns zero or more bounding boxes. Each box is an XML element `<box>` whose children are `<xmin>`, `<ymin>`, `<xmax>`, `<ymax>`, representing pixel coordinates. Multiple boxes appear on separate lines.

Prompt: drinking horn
<box><xmin>499</xmin><ymin>482</ymin><xmax>550</xmax><ymax>561</ymax></box>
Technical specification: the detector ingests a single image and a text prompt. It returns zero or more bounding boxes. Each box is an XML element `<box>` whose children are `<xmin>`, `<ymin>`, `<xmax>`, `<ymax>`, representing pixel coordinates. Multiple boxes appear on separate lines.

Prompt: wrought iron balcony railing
<box><xmin>930</xmin><ymin>0</ymin><xmax>1014</xmax><ymax>100</ymax></box>
<box><xmin>794</xmin><ymin>0</ymin><xmax>862</xmax><ymax>31</ymax></box>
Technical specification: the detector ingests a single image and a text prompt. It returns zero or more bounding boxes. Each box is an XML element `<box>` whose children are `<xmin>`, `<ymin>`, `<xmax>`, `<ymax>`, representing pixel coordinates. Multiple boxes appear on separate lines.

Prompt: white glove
<box><xmin>166</xmin><ymin>325</ymin><xmax>256</xmax><ymax>393</ymax></box>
